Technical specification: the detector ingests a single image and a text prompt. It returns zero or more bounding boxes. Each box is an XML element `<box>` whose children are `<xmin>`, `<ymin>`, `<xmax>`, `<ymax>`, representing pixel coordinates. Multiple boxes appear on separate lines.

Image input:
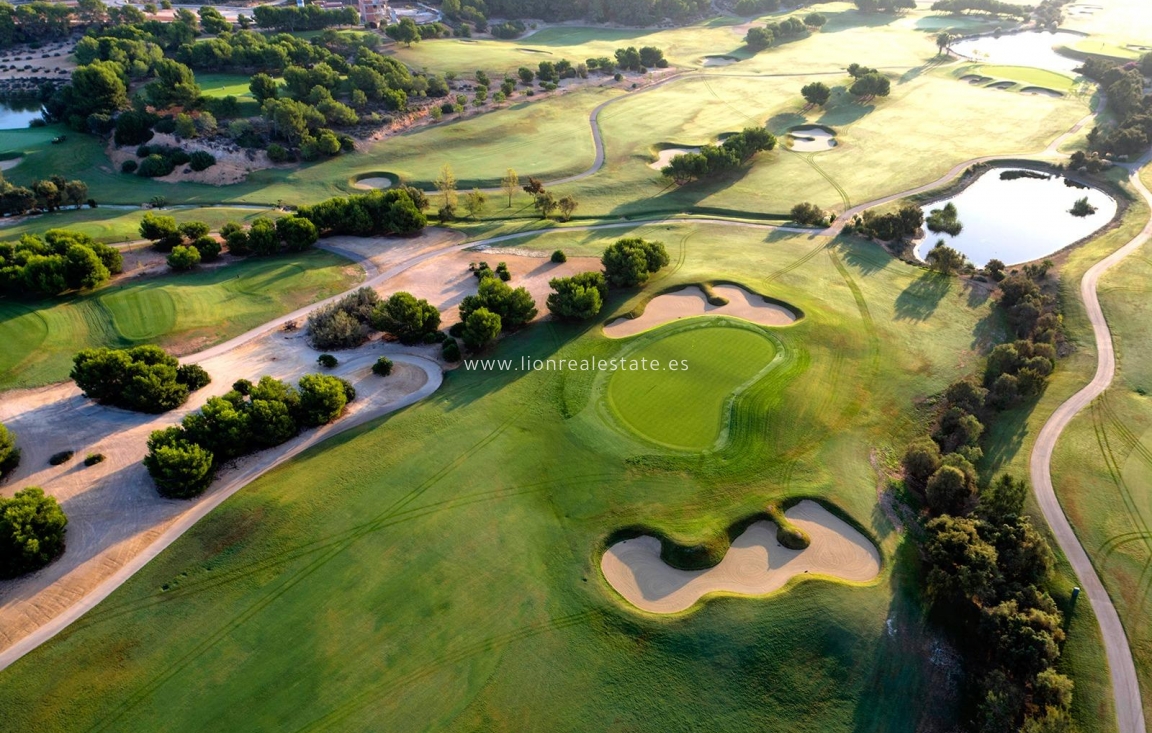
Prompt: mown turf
<box><xmin>970</xmin><ymin>64</ymin><xmax>1079</xmax><ymax>92</ymax></box>
<box><xmin>0</xmin><ymin>222</ymin><xmax>1015</xmax><ymax>732</ymax></box>
<box><xmin>0</xmin><ymin>206</ymin><xmax>285</xmax><ymax>243</ymax></box>
<box><xmin>605</xmin><ymin>322</ymin><xmax>778</xmax><ymax>450</ymax></box>
<box><xmin>0</xmin><ymin>251</ymin><xmax>362</xmax><ymax>389</ymax></box>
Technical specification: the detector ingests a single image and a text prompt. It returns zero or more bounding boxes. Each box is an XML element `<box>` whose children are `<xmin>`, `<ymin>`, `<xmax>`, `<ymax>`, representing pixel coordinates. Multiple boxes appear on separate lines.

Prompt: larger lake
<box><xmin>0</xmin><ymin>100</ymin><xmax>43</xmax><ymax>129</ymax></box>
<box><xmin>950</xmin><ymin>30</ymin><xmax>1085</xmax><ymax>74</ymax></box>
<box><xmin>914</xmin><ymin>168</ymin><xmax>1117</xmax><ymax>267</ymax></box>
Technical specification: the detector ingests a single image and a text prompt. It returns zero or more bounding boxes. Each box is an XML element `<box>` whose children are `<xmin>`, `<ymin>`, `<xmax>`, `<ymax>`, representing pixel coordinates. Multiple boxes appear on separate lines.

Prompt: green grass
<box><xmin>970</xmin><ymin>64</ymin><xmax>1078</xmax><ymax>92</ymax></box>
<box><xmin>0</xmin><ymin>251</ymin><xmax>362</xmax><ymax>389</ymax></box>
<box><xmin>0</xmin><ymin>206</ymin><xmax>284</xmax><ymax>244</ymax></box>
<box><xmin>0</xmin><ymin>222</ymin><xmax>1007</xmax><ymax>732</ymax></box>
<box><xmin>605</xmin><ymin>322</ymin><xmax>778</xmax><ymax>450</ymax></box>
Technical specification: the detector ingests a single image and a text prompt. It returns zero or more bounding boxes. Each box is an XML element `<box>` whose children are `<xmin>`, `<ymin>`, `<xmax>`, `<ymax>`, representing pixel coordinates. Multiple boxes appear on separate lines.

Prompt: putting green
<box><xmin>606</xmin><ymin>324</ymin><xmax>777</xmax><ymax>450</ymax></box>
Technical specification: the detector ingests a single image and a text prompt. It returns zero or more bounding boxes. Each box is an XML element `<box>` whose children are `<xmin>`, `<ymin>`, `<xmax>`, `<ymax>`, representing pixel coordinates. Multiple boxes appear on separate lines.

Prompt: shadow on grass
<box><xmin>894</xmin><ymin>271</ymin><xmax>953</xmax><ymax>321</ymax></box>
<box><xmin>837</xmin><ymin>237</ymin><xmax>891</xmax><ymax>276</ymax></box>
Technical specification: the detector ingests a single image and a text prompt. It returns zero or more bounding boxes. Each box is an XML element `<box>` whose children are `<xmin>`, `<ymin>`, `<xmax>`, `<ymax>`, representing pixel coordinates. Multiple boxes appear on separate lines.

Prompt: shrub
<box><xmin>267</xmin><ymin>143</ymin><xmax>289</xmax><ymax>163</ymax></box>
<box><xmin>449</xmin><ymin>322</ymin><xmax>465</xmax><ymax>338</ymax></box>
<box><xmin>144</xmin><ymin>427</ymin><xmax>216</xmax><ymax>499</ymax></box>
<box><xmin>176</xmin><ymin>364</ymin><xmax>211</xmax><ymax>391</ymax></box>
<box><xmin>372</xmin><ymin>356</ymin><xmax>394</xmax><ymax>376</ymax></box>
<box><xmin>550</xmin><ymin>249</ymin><xmax>567</xmax><ymax>263</ymax></box>
<box><xmin>84</xmin><ymin>453</ymin><xmax>106</xmax><ymax>466</ymax></box>
<box><xmin>371</xmin><ymin>292</ymin><xmax>441</xmax><ymax>345</ymax></box>
<box><xmin>766</xmin><ymin>504</ymin><xmax>811</xmax><ymax>550</ymax></box>
<box><xmin>297</xmin><ymin>373</ymin><xmax>351</xmax><ymax>427</ymax></box>
<box><xmin>167</xmin><ymin>245</ymin><xmax>201</xmax><ymax>270</ymax></box>
<box><xmin>602</xmin><ymin>237</ymin><xmax>670</xmax><ymax>288</ymax></box>
<box><xmin>121</xmin><ymin>159</ymin><xmax>138</xmax><ymax>174</ymax></box>
<box><xmin>137</xmin><ymin>153</ymin><xmax>175</xmax><ymax>178</ymax></box>
<box><xmin>790</xmin><ymin>201</ymin><xmax>826</xmax><ymax>226</ymax></box>
<box><xmin>232</xmin><ymin>378</ymin><xmax>253</xmax><ymax>395</ymax></box>
<box><xmin>49</xmin><ymin>450</ymin><xmax>74</xmax><ymax>466</ymax></box>
<box><xmin>191</xmin><ymin>236</ymin><xmax>222</xmax><ymax>261</ymax></box>
<box><xmin>306</xmin><ymin>287</ymin><xmax>380</xmax><ymax>350</ymax></box>
<box><xmin>71</xmin><ymin>345</ymin><xmax>208</xmax><ymax>413</ymax></box>
<box><xmin>221</xmin><ymin>222</ymin><xmax>249</xmax><ymax>256</ymax></box>
<box><xmin>547</xmin><ymin>271</ymin><xmax>608</xmax><ymax>320</ymax></box>
<box><xmin>189</xmin><ymin>150</ymin><xmax>216</xmax><ymax>172</ymax></box>
<box><xmin>442</xmin><ymin>338</ymin><xmax>461</xmax><ymax>362</ymax></box>
<box><xmin>0</xmin><ymin>487</ymin><xmax>68</xmax><ymax>578</ymax></box>
<box><xmin>0</xmin><ymin>421</ymin><xmax>19</xmax><ymax>476</ymax></box>
<box><xmin>317</xmin><ymin>353</ymin><xmax>338</xmax><ymax>368</ymax></box>
<box><xmin>462</xmin><ymin>307</ymin><xmax>502</xmax><ymax>350</ymax></box>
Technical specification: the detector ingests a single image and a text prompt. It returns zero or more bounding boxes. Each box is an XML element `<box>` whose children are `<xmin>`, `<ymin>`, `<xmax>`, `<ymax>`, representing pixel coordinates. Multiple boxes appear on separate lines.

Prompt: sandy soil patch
<box><xmin>0</xmin><ymin>42</ymin><xmax>74</xmax><ymax>81</ymax></box>
<box><xmin>1022</xmin><ymin>86</ymin><xmax>1064</xmax><ymax>97</ymax></box>
<box><xmin>601</xmin><ymin>500</ymin><xmax>881</xmax><ymax>614</ymax></box>
<box><xmin>648</xmin><ymin>147</ymin><xmax>700</xmax><ymax>170</ymax></box>
<box><xmin>352</xmin><ymin>176</ymin><xmax>394</xmax><ymax>190</ymax></box>
<box><xmin>787</xmin><ymin>126</ymin><xmax>837</xmax><ymax>152</ymax></box>
<box><xmin>604</xmin><ymin>284</ymin><xmax>797</xmax><ymax>338</ymax></box>
<box><xmin>702</xmin><ymin>55</ymin><xmax>739</xmax><ymax>67</ymax></box>
<box><xmin>319</xmin><ymin>227</ymin><xmax>466</xmax><ymax>278</ymax></box>
<box><xmin>106</xmin><ymin>132</ymin><xmax>285</xmax><ymax>186</ymax></box>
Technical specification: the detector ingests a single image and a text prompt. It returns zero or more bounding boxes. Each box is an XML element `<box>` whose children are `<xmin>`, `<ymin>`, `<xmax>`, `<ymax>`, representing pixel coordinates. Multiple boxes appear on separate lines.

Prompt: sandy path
<box><xmin>604</xmin><ymin>284</ymin><xmax>797</xmax><ymax>338</ymax></box>
<box><xmin>601</xmin><ymin>500</ymin><xmax>881</xmax><ymax>614</ymax></box>
<box><xmin>1028</xmin><ymin>151</ymin><xmax>1152</xmax><ymax>733</ymax></box>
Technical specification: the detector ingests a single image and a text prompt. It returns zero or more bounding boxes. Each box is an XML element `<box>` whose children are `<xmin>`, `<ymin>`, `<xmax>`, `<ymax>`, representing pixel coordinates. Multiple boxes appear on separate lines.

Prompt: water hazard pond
<box><xmin>949</xmin><ymin>30</ymin><xmax>1084</xmax><ymax>74</ymax></box>
<box><xmin>914</xmin><ymin>168</ymin><xmax>1117</xmax><ymax>267</ymax></box>
<box><xmin>0</xmin><ymin>100</ymin><xmax>43</xmax><ymax>129</ymax></box>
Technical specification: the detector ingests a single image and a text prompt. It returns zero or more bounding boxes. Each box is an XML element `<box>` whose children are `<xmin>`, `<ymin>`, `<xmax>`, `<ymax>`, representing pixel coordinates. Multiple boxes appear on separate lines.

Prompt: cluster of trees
<box><xmin>847</xmin><ymin>64</ymin><xmax>891</xmax><ymax>101</ymax></box>
<box><xmin>542</xmin><ymin>238</ymin><xmax>669</xmax><ymax>324</ymax></box>
<box><xmin>790</xmin><ymin>202</ymin><xmax>828</xmax><ymax>226</ymax></box>
<box><xmin>251</xmin><ymin>5</ymin><xmax>359</xmax><ymax>33</ymax></box>
<box><xmin>660</xmin><ymin>127</ymin><xmax>777</xmax><ymax>184</ymax></box>
<box><xmin>853</xmin><ymin>0</ymin><xmax>915</xmax><ymax>10</ymax></box>
<box><xmin>745</xmin><ymin>17</ymin><xmax>809</xmax><ymax>52</ymax></box>
<box><xmin>457</xmin><ymin>276</ymin><xmax>537</xmax><ymax>350</ymax></box>
<box><xmin>0</xmin><ymin>1</ymin><xmax>85</xmax><ymax>48</ymax></box>
<box><xmin>1078</xmin><ymin>56</ymin><xmax>1152</xmax><ymax>158</ymax></box>
<box><xmin>1034</xmin><ymin>0</ymin><xmax>1069</xmax><ymax>29</ymax></box>
<box><xmin>0</xmin><ymin>487</ymin><xmax>68</xmax><ymax>579</ymax></box>
<box><xmin>144</xmin><ymin>373</ymin><xmax>355</xmax><ymax>498</ymax></box>
<box><xmin>0</xmin><ymin>229</ymin><xmax>122</xmax><ymax>297</ymax></box>
<box><xmin>307</xmin><ymin>287</ymin><xmax>443</xmax><ymax>350</ymax></box>
<box><xmin>124</xmin><ymin>143</ymin><xmax>215</xmax><ymax>177</ymax></box>
<box><xmin>924</xmin><ymin>241</ymin><xmax>969</xmax><ymax>275</ymax></box>
<box><xmin>453</xmin><ymin>0</ymin><xmax>710</xmax><ymax>25</ymax></box>
<box><xmin>851</xmin><ymin>203</ymin><xmax>923</xmax><ymax>241</ymax></box>
<box><xmin>611</xmin><ymin>46</ymin><xmax>669</xmax><ymax>72</ymax></box>
<box><xmin>0</xmin><ymin>173</ymin><xmax>89</xmax><ymax>217</ymax></box>
<box><xmin>296</xmin><ymin>187</ymin><xmax>428</xmax><ymax>237</ymax></box>
<box><xmin>929</xmin><ymin>0</ymin><xmax>1033</xmax><ymax>17</ymax></box>
<box><xmin>926</xmin><ymin>202</ymin><xmax>962</xmax><ymax>236</ymax></box>
<box><xmin>515</xmin><ymin>176</ymin><xmax>578</xmax><ymax>221</ymax></box>
<box><xmin>71</xmin><ymin>345</ymin><xmax>211</xmax><ymax>414</ymax></box>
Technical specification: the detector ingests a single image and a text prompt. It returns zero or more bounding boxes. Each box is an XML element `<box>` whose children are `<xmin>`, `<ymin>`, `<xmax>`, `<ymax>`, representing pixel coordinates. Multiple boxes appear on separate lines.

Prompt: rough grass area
<box><xmin>605</xmin><ymin>322</ymin><xmax>778</xmax><ymax>450</ymax></box>
<box><xmin>0</xmin><ymin>251</ymin><xmax>362</xmax><ymax>389</ymax></box>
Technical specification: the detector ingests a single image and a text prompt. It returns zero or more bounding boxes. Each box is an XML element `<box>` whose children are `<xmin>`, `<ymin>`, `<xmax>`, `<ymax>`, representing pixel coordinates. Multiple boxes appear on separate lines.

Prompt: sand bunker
<box><xmin>1022</xmin><ymin>86</ymin><xmax>1064</xmax><ymax>97</ymax></box>
<box><xmin>988</xmin><ymin>80</ymin><xmax>1015</xmax><ymax>90</ymax></box>
<box><xmin>353</xmin><ymin>176</ymin><xmax>394</xmax><ymax>190</ymax></box>
<box><xmin>0</xmin><ymin>156</ymin><xmax>21</xmax><ymax>171</ymax></box>
<box><xmin>702</xmin><ymin>55</ymin><xmax>739</xmax><ymax>67</ymax></box>
<box><xmin>787</xmin><ymin>126</ymin><xmax>837</xmax><ymax>152</ymax></box>
<box><xmin>648</xmin><ymin>147</ymin><xmax>700</xmax><ymax>170</ymax></box>
<box><xmin>601</xmin><ymin>500</ymin><xmax>881</xmax><ymax>614</ymax></box>
<box><xmin>961</xmin><ymin>74</ymin><xmax>993</xmax><ymax>84</ymax></box>
<box><xmin>604</xmin><ymin>284</ymin><xmax>797</xmax><ymax>338</ymax></box>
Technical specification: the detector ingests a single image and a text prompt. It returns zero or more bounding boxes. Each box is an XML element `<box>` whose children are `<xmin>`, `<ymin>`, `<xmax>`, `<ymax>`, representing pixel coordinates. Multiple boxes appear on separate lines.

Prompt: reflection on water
<box><xmin>950</xmin><ymin>30</ymin><xmax>1084</xmax><ymax>74</ymax></box>
<box><xmin>915</xmin><ymin>168</ymin><xmax>1117</xmax><ymax>267</ymax></box>
<box><xmin>0</xmin><ymin>100</ymin><xmax>43</xmax><ymax>129</ymax></box>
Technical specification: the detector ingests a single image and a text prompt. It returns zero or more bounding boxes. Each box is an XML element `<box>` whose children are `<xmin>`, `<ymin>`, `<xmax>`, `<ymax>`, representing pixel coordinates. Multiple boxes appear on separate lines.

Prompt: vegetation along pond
<box><xmin>914</xmin><ymin>167</ymin><xmax>1117</xmax><ymax>267</ymax></box>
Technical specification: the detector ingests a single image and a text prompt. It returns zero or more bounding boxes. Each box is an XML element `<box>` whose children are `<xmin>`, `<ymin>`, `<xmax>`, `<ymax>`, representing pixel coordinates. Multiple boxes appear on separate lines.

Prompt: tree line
<box><xmin>1078</xmin><ymin>55</ymin><xmax>1152</xmax><ymax>159</ymax></box>
<box><xmin>445</xmin><ymin>0</ymin><xmax>710</xmax><ymax>26</ymax></box>
<box><xmin>902</xmin><ymin>263</ymin><xmax>1072</xmax><ymax>732</ymax></box>
<box><xmin>0</xmin><ymin>171</ymin><xmax>90</xmax><ymax>218</ymax></box>
<box><xmin>929</xmin><ymin>0</ymin><xmax>1033</xmax><ymax>17</ymax></box>
<box><xmin>71</xmin><ymin>344</ymin><xmax>211</xmax><ymax>414</ymax></box>
<box><xmin>0</xmin><ymin>420</ymin><xmax>66</xmax><ymax>581</ymax></box>
<box><xmin>0</xmin><ymin>228</ymin><xmax>120</xmax><ymax>297</ymax></box>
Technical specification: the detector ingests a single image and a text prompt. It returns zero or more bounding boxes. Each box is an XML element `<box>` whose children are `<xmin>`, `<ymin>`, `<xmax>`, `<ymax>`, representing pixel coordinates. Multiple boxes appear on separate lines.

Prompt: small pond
<box><xmin>914</xmin><ymin>168</ymin><xmax>1117</xmax><ymax>267</ymax></box>
<box><xmin>949</xmin><ymin>30</ymin><xmax>1084</xmax><ymax>74</ymax></box>
<box><xmin>0</xmin><ymin>100</ymin><xmax>43</xmax><ymax>129</ymax></box>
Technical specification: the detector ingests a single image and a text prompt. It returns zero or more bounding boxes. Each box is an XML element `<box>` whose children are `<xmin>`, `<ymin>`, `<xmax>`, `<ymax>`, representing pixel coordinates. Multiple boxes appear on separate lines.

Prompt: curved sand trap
<box><xmin>961</xmin><ymin>74</ymin><xmax>992</xmax><ymax>84</ymax></box>
<box><xmin>0</xmin><ymin>156</ymin><xmax>21</xmax><ymax>171</ymax></box>
<box><xmin>702</xmin><ymin>55</ymin><xmax>739</xmax><ymax>67</ymax></box>
<box><xmin>987</xmin><ymin>80</ymin><xmax>1015</xmax><ymax>90</ymax></box>
<box><xmin>353</xmin><ymin>176</ymin><xmax>394</xmax><ymax>190</ymax></box>
<box><xmin>604</xmin><ymin>284</ymin><xmax>797</xmax><ymax>338</ymax></box>
<box><xmin>601</xmin><ymin>500</ymin><xmax>881</xmax><ymax>614</ymax></box>
<box><xmin>1022</xmin><ymin>86</ymin><xmax>1063</xmax><ymax>97</ymax></box>
<box><xmin>648</xmin><ymin>147</ymin><xmax>700</xmax><ymax>170</ymax></box>
<box><xmin>787</xmin><ymin>125</ymin><xmax>837</xmax><ymax>152</ymax></box>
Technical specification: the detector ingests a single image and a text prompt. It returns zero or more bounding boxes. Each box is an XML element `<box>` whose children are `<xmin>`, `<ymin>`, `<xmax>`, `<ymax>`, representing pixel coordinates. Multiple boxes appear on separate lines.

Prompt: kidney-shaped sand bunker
<box><xmin>601</xmin><ymin>500</ymin><xmax>881</xmax><ymax>613</ymax></box>
<box><xmin>605</xmin><ymin>284</ymin><xmax>798</xmax><ymax>339</ymax></box>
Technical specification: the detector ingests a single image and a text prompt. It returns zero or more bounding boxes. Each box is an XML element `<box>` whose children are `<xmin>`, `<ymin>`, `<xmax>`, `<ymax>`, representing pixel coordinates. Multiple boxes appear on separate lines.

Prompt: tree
<box><xmin>745</xmin><ymin>26</ymin><xmax>774</xmax><ymax>52</ymax></box>
<box><xmin>276</xmin><ymin>216</ymin><xmax>319</xmax><ymax>252</ymax></box>
<box><xmin>791</xmin><ymin>201</ymin><xmax>826</xmax><ymax>225</ymax></box>
<box><xmin>978</xmin><ymin>473</ymin><xmax>1028</xmax><ymax>524</ymax></box>
<box><xmin>849</xmin><ymin>72</ymin><xmax>891</xmax><ymax>100</ymax></box>
<box><xmin>145</xmin><ymin>59</ymin><xmax>201</xmax><ymax>109</ymax></box>
<box><xmin>297</xmin><ymin>373</ymin><xmax>349</xmax><ymax>427</ymax></box>
<box><xmin>926</xmin><ymin>465</ymin><xmax>973</xmax><ymax>515</ymax></box>
<box><xmin>0</xmin><ymin>487</ymin><xmax>68</xmax><ymax>579</ymax></box>
<box><xmin>902</xmin><ymin>437</ymin><xmax>941</xmax><ymax>491</ymax></box>
<box><xmin>804</xmin><ymin>12</ymin><xmax>827</xmax><ymax>28</ymax></box>
<box><xmin>464</xmin><ymin>188</ymin><xmax>487</xmax><ymax>220</ymax></box>
<box><xmin>462</xmin><ymin>307</ymin><xmax>501</xmax><ymax>350</ymax></box>
<box><xmin>144</xmin><ymin>427</ymin><xmax>216</xmax><ymax>499</ymax></box>
<box><xmin>434</xmin><ymin>163</ymin><xmax>457</xmax><ymax>210</ymax></box>
<box><xmin>139</xmin><ymin>211</ymin><xmax>182</xmax><ymax>251</ymax></box>
<box><xmin>926</xmin><ymin>241</ymin><xmax>967</xmax><ymax>274</ymax></box>
<box><xmin>250</xmin><ymin>73</ymin><xmax>279</xmax><ymax>103</ymax></box>
<box><xmin>385</xmin><ymin>17</ymin><xmax>420</xmax><ymax>46</ymax></box>
<box><xmin>459</xmin><ymin>277</ymin><xmax>538</xmax><ymax>328</ymax></box>
<box><xmin>371</xmin><ymin>292</ymin><xmax>441</xmax><ymax>344</ymax></box>
<box><xmin>602</xmin><ymin>238</ymin><xmax>670</xmax><ymax>288</ymax></box>
<box><xmin>167</xmin><ymin>245</ymin><xmax>201</xmax><ymax>271</ymax></box>
<box><xmin>534</xmin><ymin>191</ymin><xmax>558</xmax><ymax>219</ymax></box>
<box><xmin>924</xmin><ymin>514</ymin><xmax>999</xmax><ymax>605</ymax></box>
<box><xmin>801</xmin><ymin>81</ymin><xmax>831</xmax><ymax>107</ymax></box>
<box><xmin>547</xmin><ymin>272</ymin><xmax>607</xmax><ymax>320</ymax></box>
<box><xmin>0</xmin><ymin>421</ymin><xmax>18</xmax><ymax>476</ymax></box>
<box><xmin>501</xmin><ymin>168</ymin><xmax>519</xmax><ymax>207</ymax></box>
<box><xmin>936</xmin><ymin>32</ymin><xmax>952</xmax><ymax>55</ymax></box>
<box><xmin>248</xmin><ymin>217</ymin><xmax>279</xmax><ymax>256</ymax></box>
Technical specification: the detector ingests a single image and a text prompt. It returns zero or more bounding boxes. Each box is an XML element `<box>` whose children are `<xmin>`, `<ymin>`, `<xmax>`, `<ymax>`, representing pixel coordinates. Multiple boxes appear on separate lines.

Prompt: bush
<box><xmin>137</xmin><ymin>153</ymin><xmax>175</xmax><ymax>178</ymax></box>
<box><xmin>191</xmin><ymin>235</ymin><xmax>222</xmax><ymax>261</ymax></box>
<box><xmin>297</xmin><ymin>373</ymin><xmax>350</xmax><ymax>427</ymax></box>
<box><xmin>267</xmin><ymin>143</ymin><xmax>290</xmax><ymax>163</ymax></box>
<box><xmin>232</xmin><ymin>378</ymin><xmax>253</xmax><ymax>395</ymax></box>
<box><xmin>550</xmin><ymin>249</ymin><xmax>567</xmax><ymax>263</ymax></box>
<box><xmin>121</xmin><ymin>159</ymin><xmax>138</xmax><ymax>174</ymax></box>
<box><xmin>71</xmin><ymin>345</ymin><xmax>209</xmax><ymax>413</ymax></box>
<box><xmin>167</xmin><ymin>245</ymin><xmax>201</xmax><ymax>270</ymax></box>
<box><xmin>0</xmin><ymin>421</ymin><xmax>19</xmax><ymax>476</ymax></box>
<box><xmin>49</xmin><ymin>450</ymin><xmax>74</xmax><ymax>466</ymax></box>
<box><xmin>442</xmin><ymin>338</ymin><xmax>461</xmax><ymax>362</ymax></box>
<box><xmin>372</xmin><ymin>356</ymin><xmax>393</xmax><ymax>376</ymax></box>
<box><xmin>176</xmin><ymin>364</ymin><xmax>211</xmax><ymax>391</ymax></box>
<box><xmin>602</xmin><ymin>237</ymin><xmax>670</xmax><ymax>288</ymax></box>
<box><xmin>144</xmin><ymin>427</ymin><xmax>216</xmax><ymax>499</ymax></box>
<box><xmin>306</xmin><ymin>287</ymin><xmax>380</xmax><ymax>350</ymax></box>
<box><xmin>462</xmin><ymin>307</ymin><xmax>502</xmax><ymax>350</ymax></box>
<box><xmin>189</xmin><ymin>150</ymin><xmax>216</xmax><ymax>172</ymax></box>
<box><xmin>317</xmin><ymin>353</ymin><xmax>338</xmax><ymax>368</ymax></box>
<box><xmin>84</xmin><ymin>453</ymin><xmax>106</xmax><ymax>466</ymax></box>
<box><xmin>0</xmin><ymin>487</ymin><xmax>68</xmax><ymax>578</ymax></box>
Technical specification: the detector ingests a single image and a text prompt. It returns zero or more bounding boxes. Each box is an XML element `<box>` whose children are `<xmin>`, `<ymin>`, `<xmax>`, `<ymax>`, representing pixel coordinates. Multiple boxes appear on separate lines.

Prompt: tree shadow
<box><xmin>819</xmin><ymin>9</ymin><xmax>904</xmax><ymax>33</ymax></box>
<box><xmin>836</xmin><ymin>237</ymin><xmax>891</xmax><ymax>276</ymax></box>
<box><xmin>766</xmin><ymin>111</ymin><xmax>808</xmax><ymax>134</ymax></box>
<box><xmin>817</xmin><ymin>93</ymin><xmax>876</xmax><ymax>126</ymax></box>
<box><xmin>893</xmin><ymin>272</ymin><xmax>952</xmax><ymax>321</ymax></box>
<box><xmin>979</xmin><ymin>401</ymin><xmax>1032</xmax><ymax>477</ymax></box>
<box><xmin>607</xmin><ymin>162</ymin><xmax>762</xmax><ymax>220</ymax></box>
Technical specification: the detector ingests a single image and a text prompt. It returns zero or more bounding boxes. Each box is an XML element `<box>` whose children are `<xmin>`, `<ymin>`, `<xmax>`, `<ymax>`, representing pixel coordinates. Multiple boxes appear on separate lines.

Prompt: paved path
<box><xmin>1029</xmin><ymin>153</ymin><xmax>1152</xmax><ymax>733</ymax></box>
